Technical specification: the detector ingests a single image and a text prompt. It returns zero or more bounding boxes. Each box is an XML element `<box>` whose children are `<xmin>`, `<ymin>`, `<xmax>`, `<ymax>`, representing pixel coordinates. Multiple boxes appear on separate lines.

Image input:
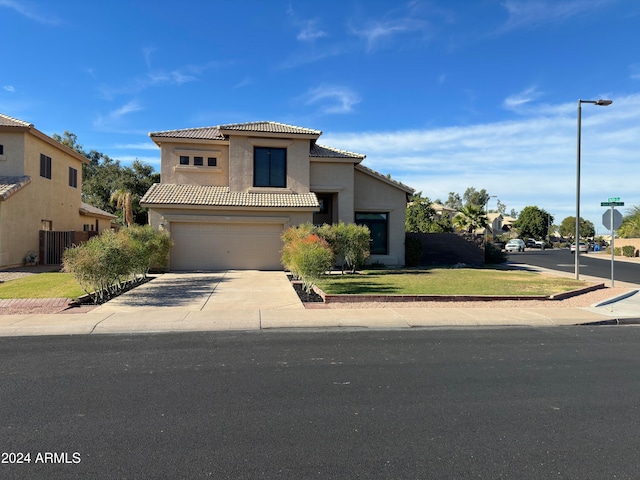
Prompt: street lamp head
<box><xmin>595</xmin><ymin>99</ymin><xmax>612</xmax><ymax>106</ymax></box>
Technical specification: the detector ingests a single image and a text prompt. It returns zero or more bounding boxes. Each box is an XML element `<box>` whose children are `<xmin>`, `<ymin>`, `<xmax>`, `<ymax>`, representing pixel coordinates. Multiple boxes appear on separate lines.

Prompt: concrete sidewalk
<box><xmin>0</xmin><ymin>269</ymin><xmax>639</xmax><ymax>337</ymax></box>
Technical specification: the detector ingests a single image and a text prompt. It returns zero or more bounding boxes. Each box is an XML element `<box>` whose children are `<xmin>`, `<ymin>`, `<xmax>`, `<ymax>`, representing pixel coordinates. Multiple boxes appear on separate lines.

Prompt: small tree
<box><xmin>283</xmin><ymin>233</ymin><xmax>334</xmax><ymax>293</ymax></box>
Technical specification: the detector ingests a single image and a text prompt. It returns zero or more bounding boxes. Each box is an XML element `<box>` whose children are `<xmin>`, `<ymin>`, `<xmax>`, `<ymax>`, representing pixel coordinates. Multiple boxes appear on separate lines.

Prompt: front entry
<box><xmin>313</xmin><ymin>193</ymin><xmax>336</xmax><ymax>226</ymax></box>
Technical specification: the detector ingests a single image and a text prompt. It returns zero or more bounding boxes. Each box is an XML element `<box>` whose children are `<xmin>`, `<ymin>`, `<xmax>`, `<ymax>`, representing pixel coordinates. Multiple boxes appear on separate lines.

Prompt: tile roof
<box><xmin>0</xmin><ymin>113</ymin><xmax>32</xmax><ymax>128</ymax></box>
<box><xmin>218</xmin><ymin>121</ymin><xmax>321</xmax><ymax>136</ymax></box>
<box><xmin>80</xmin><ymin>202</ymin><xmax>117</xmax><ymax>219</ymax></box>
<box><xmin>149</xmin><ymin>126</ymin><xmax>225</xmax><ymax>141</ymax></box>
<box><xmin>0</xmin><ymin>176</ymin><xmax>31</xmax><ymax>201</ymax></box>
<box><xmin>141</xmin><ymin>184</ymin><xmax>319</xmax><ymax>209</ymax></box>
<box><xmin>310</xmin><ymin>143</ymin><xmax>365</xmax><ymax>159</ymax></box>
<box><xmin>355</xmin><ymin>164</ymin><xmax>414</xmax><ymax>194</ymax></box>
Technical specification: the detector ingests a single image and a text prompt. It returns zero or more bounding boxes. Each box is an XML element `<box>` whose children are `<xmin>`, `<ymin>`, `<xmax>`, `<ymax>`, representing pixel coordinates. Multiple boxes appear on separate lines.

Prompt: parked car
<box><xmin>570</xmin><ymin>242</ymin><xmax>588</xmax><ymax>253</ymax></box>
<box><xmin>505</xmin><ymin>239</ymin><xmax>526</xmax><ymax>252</ymax></box>
<box><xmin>525</xmin><ymin>239</ymin><xmax>536</xmax><ymax>248</ymax></box>
<box><xmin>534</xmin><ymin>240</ymin><xmax>546</xmax><ymax>250</ymax></box>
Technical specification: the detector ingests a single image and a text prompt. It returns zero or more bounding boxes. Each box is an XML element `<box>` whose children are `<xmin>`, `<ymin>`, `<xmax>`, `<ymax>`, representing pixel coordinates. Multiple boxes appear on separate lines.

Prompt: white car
<box><xmin>505</xmin><ymin>239</ymin><xmax>525</xmax><ymax>252</ymax></box>
<box><xmin>570</xmin><ymin>242</ymin><xmax>588</xmax><ymax>253</ymax></box>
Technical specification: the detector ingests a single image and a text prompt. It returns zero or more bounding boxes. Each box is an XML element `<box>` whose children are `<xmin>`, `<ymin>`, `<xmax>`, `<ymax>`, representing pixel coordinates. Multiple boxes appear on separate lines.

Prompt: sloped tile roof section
<box><xmin>0</xmin><ymin>113</ymin><xmax>32</xmax><ymax>128</ymax></box>
<box><xmin>310</xmin><ymin>143</ymin><xmax>365</xmax><ymax>160</ymax></box>
<box><xmin>141</xmin><ymin>184</ymin><xmax>319</xmax><ymax>209</ymax></box>
<box><xmin>79</xmin><ymin>202</ymin><xmax>117</xmax><ymax>219</ymax></box>
<box><xmin>149</xmin><ymin>126</ymin><xmax>225</xmax><ymax>141</ymax></box>
<box><xmin>219</xmin><ymin>121</ymin><xmax>321</xmax><ymax>136</ymax></box>
<box><xmin>355</xmin><ymin>164</ymin><xmax>414</xmax><ymax>194</ymax></box>
<box><xmin>0</xmin><ymin>176</ymin><xmax>31</xmax><ymax>201</ymax></box>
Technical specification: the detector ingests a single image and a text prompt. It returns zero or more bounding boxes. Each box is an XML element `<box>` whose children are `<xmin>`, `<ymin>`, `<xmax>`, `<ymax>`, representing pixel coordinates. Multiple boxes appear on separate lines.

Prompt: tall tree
<box><xmin>405</xmin><ymin>192</ymin><xmax>453</xmax><ymax>233</ymax></box>
<box><xmin>513</xmin><ymin>206</ymin><xmax>553</xmax><ymax>239</ymax></box>
<box><xmin>444</xmin><ymin>192</ymin><xmax>463</xmax><ymax>210</ymax></box>
<box><xmin>559</xmin><ymin>216</ymin><xmax>595</xmax><ymax>240</ymax></box>
<box><xmin>463</xmin><ymin>187</ymin><xmax>490</xmax><ymax>208</ymax></box>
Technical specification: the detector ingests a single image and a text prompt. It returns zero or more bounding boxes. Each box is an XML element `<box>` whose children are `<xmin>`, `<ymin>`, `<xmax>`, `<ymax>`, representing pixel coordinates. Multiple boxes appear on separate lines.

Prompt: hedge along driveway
<box><xmin>314</xmin><ymin>268</ymin><xmax>588</xmax><ymax>297</ymax></box>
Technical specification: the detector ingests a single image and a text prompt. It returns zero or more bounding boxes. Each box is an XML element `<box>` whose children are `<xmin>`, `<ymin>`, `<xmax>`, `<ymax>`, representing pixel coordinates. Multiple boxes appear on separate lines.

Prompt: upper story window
<box><xmin>193</xmin><ymin>156</ymin><xmax>203</xmax><ymax>166</ymax></box>
<box><xmin>69</xmin><ymin>167</ymin><xmax>78</xmax><ymax>188</ymax></box>
<box><xmin>0</xmin><ymin>144</ymin><xmax>4</xmax><ymax>155</ymax></box>
<box><xmin>207</xmin><ymin>157</ymin><xmax>217</xmax><ymax>166</ymax></box>
<box><xmin>254</xmin><ymin>147</ymin><xmax>286</xmax><ymax>188</ymax></box>
<box><xmin>40</xmin><ymin>154</ymin><xmax>52</xmax><ymax>179</ymax></box>
<box><xmin>179</xmin><ymin>155</ymin><xmax>189</xmax><ymax>165</ymax></box>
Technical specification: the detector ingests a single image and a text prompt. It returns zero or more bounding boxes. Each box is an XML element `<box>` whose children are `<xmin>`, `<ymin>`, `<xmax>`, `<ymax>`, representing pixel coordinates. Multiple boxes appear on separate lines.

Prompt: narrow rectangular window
<box><xmin>0</xmin><ymin>144</ymin><xmax>4</xmax><ymax>155</ymax></box>
<box><xmin>355</xmin><ymin>212</ymin><xmax>388</xmax><ymax>255</ymax></box>
<box><xmin>194</xmin><ymin>156</ymin><xmax>203</xmax><ymax>166</ymax></box>
<box><xmin>40</xmin><ymin>154</ymin><xmax>52</xmax><ymax>179</ymax></box>
<box><xmin>179</xmin><ymin>155</ymin><xmax>189</xmax><ymax>165</ymax></box>
<box><xmin>207</xmin><ymin>157</ymin><xmax>217</xmax><ymax>167</ymax></box>
<box><xmin>68</xmin><ymin>167</ymin><xmax>78</xmax><ymax>188</ymax></box>
<box><xmin>254</xmin><ymin>147</ymin><xmax>286</xmax><ymax>188</ymax></box>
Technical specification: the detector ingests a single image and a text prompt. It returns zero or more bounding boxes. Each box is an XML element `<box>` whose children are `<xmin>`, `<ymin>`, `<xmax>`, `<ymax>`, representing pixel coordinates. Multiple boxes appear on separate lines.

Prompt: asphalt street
<box><xmin>2</xmin><ymin>328</ymin><xmax>640</xmax><ymax>479</ymax></box>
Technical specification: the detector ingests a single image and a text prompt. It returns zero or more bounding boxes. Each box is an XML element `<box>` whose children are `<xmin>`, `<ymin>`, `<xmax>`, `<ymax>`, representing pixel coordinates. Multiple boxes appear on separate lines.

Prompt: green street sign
<box><xmin>601</xmin><ymin>201</ymin><xmax>624</xmax><ymax>206</ymax></box>
<box><xmin>608</xmin><ymin>197</ymin><xmax>621</xmax><ymax>202</ymax></box>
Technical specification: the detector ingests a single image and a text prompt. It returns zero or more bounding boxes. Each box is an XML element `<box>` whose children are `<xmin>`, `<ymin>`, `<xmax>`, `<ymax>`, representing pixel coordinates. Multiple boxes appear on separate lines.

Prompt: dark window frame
<box><xmin>207</xmin><ymin>157</ymin><xmax>217</xmax><ymax>167</ymax></box>
<box><xmin>179</xmin><ymin>155</ymin><xmax>189</xmax><ymax>165</ymax></box>
<box><xmin>40</xmin><ymin>154</ymin><xmax>52</xmax><ymax>179</ymax></box>
<box><xmin>193</xmin><ymin>156</ymin><xmax>203</xmax><ymax>166</ymax></box>
<box><xmin>253</xmin><ymin>146</ymin><xmax>287</xmax><ymax>188</ymax></box>
<box><xmin>355</xmin><ymin>212</ymin><xmax>389</xmax><ymax>255</ymax></box>
<box><xmin>0</xmin><ymin>144</ymin><xmax>4</xmax><ymax>155</ymax></box>
<box><xmin>68</xmin><ymin>166</ymin><xmax>78</xmax><ymax>188</ymax></box>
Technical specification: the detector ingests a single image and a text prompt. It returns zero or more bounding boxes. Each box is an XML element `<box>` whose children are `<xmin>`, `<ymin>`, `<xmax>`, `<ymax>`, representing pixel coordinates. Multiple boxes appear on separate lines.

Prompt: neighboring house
<box><xmin>0</xmin><ymin>113</ymin><xmax>116</xmax><ymax>268</ymax></box>
<box><xmin>141</xmin><ymin>121</ymin><xmax>414</xmax><ymax>270</ymax></box>
<box><xmin>431</xmin><ymin>203</ymin><xmax>457</xmax><ymax>221</ymax></box>
<box><xmin>478</xmin><ymin>212</ymin><xmax>504</xmax><ymax>238</ymax></box>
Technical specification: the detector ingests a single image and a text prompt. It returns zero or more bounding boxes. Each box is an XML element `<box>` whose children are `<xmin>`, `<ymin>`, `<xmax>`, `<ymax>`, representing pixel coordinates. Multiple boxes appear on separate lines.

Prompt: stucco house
<box><xmin>0</xmin><ymin>113</ymin><xmax>116</xmax><ymax>268</ymax></box>
<box><xmin>141</xmin><ymin>121</ymin><xmax>414</xmax><ymax>271</ymax></box>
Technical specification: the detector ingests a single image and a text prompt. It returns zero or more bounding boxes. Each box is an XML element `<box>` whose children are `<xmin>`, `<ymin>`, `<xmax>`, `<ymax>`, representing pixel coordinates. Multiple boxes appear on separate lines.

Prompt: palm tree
<box><xmin>618</xmin><ymin>206</ymin><xmax>640</xmax><ymax>238</ymax></box>
<box><xmin>110</xmin><ymin>189</ymin><xmax>134</xmax><ymax>226</ymax></box>
<box><xmin>453</xmin><ymin>204</ymin><xmax>489</xmax><ymax>234</ymax></box>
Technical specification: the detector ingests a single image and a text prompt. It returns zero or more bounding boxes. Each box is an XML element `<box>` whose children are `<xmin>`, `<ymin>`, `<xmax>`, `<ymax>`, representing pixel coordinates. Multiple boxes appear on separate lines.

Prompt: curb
<box><xmin>592</xmin><ymin>289</ymin><xmax>639</xmax><ymax>308</ymax></box>
<box><xmin>578</xmin><ymin>317</ymin><xmax>640</xmax><ymax>326</ymax></box>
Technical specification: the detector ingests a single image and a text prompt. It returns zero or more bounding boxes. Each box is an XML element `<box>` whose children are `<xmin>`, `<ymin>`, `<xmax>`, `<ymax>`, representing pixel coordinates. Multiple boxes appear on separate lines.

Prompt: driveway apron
<box><xmin>91</xmin><ymin>270</ymin><xmax>303</xmax><ymax>314</ymax></box>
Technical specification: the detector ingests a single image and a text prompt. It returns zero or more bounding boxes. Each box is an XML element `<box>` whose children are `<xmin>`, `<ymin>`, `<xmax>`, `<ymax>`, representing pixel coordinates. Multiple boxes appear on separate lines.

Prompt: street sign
<box><xmin>608</xmin><ymin>197</ymin><xmax>621</xmax><ymax>202</ymax></box>
<box><xmin>602</xmin><ymin>209</ymin><xmax>623</xmax><ymax>230</ymax></box>
<box><xmin>601</xmin><ymin>201</ymin><xmax>624</xmax><ymax>207</ymax></box>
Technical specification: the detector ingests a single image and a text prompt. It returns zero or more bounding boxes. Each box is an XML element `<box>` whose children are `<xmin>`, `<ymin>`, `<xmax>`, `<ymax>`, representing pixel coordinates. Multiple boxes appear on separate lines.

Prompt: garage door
<box><xmin>170</xmin><ymin>222</ymin><xmax>284</xmax><ymax>270</ymax></box>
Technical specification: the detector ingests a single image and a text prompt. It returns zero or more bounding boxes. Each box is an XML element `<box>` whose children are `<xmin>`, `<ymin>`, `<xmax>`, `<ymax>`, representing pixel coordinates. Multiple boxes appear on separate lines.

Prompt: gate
<box><xmin>39</xmin><ymin>231</ymin><xmax>93</xmax><ymax>265</ymax></box>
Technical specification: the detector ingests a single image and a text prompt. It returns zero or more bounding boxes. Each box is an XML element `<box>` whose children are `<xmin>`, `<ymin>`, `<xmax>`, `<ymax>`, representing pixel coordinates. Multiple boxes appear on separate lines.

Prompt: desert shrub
<box><xmin>339</xmin><ymin>223</ymin><xmax>370</xmax><ymax>273</ymax></box>
<box><xmin>285</xmin><ymin>233</ymin><xmax>334</xmax><ymax>293</ymax></box>
<box><xmin>622</xmin><ymin>245</ymin><xmax>637</xmax><ymax>257</ymax></box>
<box><xmin>405</xmin><ymin>235</ymin><xmax>423</xmax><ymax>267</ymax></box>
<box><xmin>119</xmin><ymin>225</ymin><xmax>172</xmax><ymax>277</ymax></box>
<box><xmin>485</xmin><ymin>242</ymin><xmax>508</xmax><ymax>264</ymax></box>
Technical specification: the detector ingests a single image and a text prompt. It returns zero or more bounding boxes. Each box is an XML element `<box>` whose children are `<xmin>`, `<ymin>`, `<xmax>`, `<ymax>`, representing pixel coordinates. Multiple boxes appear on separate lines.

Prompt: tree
<box><xmin>453</xmin><ymin>204</ymin><xmax>488</xmax><ymax>234</ymax></box>
<box><xmin>618</xmin><ymin>206</ymin><xmax>640</xmax><ymax>238</ymax></box>
<box><xmin>110</xmin><ymin>189</ymin><xmax>134</xmax><ymax>227</ymax></box>
<box><xmin>559</xmin><ymin>216</ymin><xmax>595</xmax><ymax>240</ymax></box>
<box><xmin>463</xmin><ymin>187</ymin><xmax>490</xmax><ymax>208</ymax></box>
<box><xmin>444</xmin><ymin>192</ymin><xmax>463</xmax><ymax>211</ymax></box>
<box><xmin>513</xmin><ymin>206</ymin><xmax>553</xmax><ymax>239</ymax></box>
<box><xmin>406</xmin><ymin>192</ymin><xmax>454</xmax><ymax>233</ymax></box>
<box><xmin>496</xmin><ymin>199</ymin><xmax>507</xmax><ymax>215</ymax></box>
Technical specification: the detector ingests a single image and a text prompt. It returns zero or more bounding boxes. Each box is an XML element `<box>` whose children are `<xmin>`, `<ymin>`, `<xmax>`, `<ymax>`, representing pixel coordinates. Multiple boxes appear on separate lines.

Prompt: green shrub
<box><xmin>622</xmin><ymin>245</ymin><xmax>637</xmax><ymax>257</ymax></box>
<box><xmin>285</xmin><ymin>233</ymin><xmax>334</xmax><ymax>293</ymax></box>
<box><xmin>405</xmin><ymin>235</ymin><xmax>423</xmax><ymax>267</ymax></box>
<box><xmin>485</xmin><ymin>242</ymin><xmax>508</xmax><ymax>264</ymax></box>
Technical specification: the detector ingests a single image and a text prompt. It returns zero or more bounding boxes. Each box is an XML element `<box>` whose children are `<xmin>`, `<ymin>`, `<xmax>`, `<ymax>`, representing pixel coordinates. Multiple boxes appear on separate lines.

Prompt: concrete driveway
<box><xmin>92</xmin><ymin>270</ymin><xmax>304</xmax><ymax>313</ymax></box>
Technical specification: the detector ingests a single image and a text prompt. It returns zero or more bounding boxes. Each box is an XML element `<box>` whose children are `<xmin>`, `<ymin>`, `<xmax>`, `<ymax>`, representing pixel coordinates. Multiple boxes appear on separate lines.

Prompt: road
<box><xmin>2</xmin><ymin>329</ymin><xmax>640</xmax><ymax>479</ymax></box>
<box><xmin>508</xmin><ymin>247</ymin><xmax>640</xmax><ymax>284</ymax></box>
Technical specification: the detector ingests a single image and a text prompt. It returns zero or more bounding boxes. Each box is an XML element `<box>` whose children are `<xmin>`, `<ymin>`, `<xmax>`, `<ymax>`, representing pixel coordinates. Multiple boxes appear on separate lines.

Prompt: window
<box><xmin>179</xmin><ymin>155</ymin><xmax>189</xmax><ymax>165</ymax></box>
<box><xmin>355</xmin><ymin>212</ymin><xmax>388</xmax><ymax>255</ymax></box>
<box><xmin>0</xmin><ymin>144</ymin><xmax>3</xmax><ymax>155</ymax></box>
<box><xmin>41</xmin><ymin>220</ymin><xmax>52</xmax><ymax>231</ymax></box>
<box><xmin>207</xmin><ymin>157</ymin><xmax>217</xmax><ymax>167</ymax></box>
<box><xmin>254</xmin><ymin>147</ymin><xmax>286</xmax><ymax>188</ymax></box>
<box><xmin>194</xmin><ymin>156</ymin><xmax>203</xmax><ymax>166</ymax></box>
<box><xmin>69</xmin><ymin>167</ymin><xmax>78</xmax><ymax>188</ymax></box>
<box><xmin>40</xmin><ymin>154</ymin><xmax>52</xmax><ymax>179</ymax></box>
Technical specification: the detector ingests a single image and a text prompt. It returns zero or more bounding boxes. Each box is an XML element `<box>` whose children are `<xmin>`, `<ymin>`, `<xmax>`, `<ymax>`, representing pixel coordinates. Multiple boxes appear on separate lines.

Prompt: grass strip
<box><xmin>0</xmin><ymin>273</ymin><xmax>85</xmax><ymax>299</ymax></box>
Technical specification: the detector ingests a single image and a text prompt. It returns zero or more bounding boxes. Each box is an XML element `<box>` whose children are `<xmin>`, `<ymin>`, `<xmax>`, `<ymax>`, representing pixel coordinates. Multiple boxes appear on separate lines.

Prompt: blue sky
<box><xmin>1</xmin><ymin>0</ymin><xmax>639</xmax><ymax>233</ymax></box>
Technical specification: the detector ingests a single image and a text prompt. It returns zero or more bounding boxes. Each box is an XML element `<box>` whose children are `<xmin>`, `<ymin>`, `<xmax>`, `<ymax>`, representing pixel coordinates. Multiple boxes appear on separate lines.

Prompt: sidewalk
<box><xmin>0</xmin><ymin>268</ymin><xmax>638</xmax><ymax>337</ymax></box>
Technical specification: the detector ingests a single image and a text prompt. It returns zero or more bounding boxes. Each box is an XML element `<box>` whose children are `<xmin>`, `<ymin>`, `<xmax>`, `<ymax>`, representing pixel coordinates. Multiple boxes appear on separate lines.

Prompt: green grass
<box><xmin>315</xmin><ymin>268</ymin><xmax>587</xmax><ymax>296</ymax></box>
<box><xmin>0</xmin><ymin>273</ymin><xmax>85</xmax><ymax>299</ymax></box>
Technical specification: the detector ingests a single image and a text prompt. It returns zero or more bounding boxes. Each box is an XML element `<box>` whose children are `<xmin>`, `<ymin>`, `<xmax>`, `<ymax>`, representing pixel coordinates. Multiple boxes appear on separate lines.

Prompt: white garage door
<box><xmin>171</xmin><ymin>222</ymin><xmax>284</xmax><ymax>270</ymax></box>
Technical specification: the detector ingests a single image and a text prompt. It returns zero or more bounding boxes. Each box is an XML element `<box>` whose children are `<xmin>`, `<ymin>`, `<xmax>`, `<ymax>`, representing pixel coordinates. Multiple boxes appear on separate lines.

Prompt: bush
<box><xmin>622</xmin><ymin>245</ymin><xmax>637</xmax><ymax>257</ymax></box>
<box><xmin>63</xmin><ymin>227</ymin><xmax>172</xmax><ymax>303</ymax></box>
<box><xmin>284</xmin><ymin>233</ymin><xmax>334</xmax><ymax>293</ymax></box>
<box><xmin>405</xmin><ymin>235</ymin><xmax>423</xmax><ymax>267</ymax></box>
<box><xmin>485</xmin><ymin>242</ymin><xmax>508</xmax><ymax>264</ymax></box>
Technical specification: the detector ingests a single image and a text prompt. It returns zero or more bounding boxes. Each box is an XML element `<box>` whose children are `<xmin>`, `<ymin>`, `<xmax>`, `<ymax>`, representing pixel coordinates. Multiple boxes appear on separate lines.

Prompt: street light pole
<box><xmin>575</xmin><ymin>99</ymin><xmax>612</xmax><ymax>280</ymax></box>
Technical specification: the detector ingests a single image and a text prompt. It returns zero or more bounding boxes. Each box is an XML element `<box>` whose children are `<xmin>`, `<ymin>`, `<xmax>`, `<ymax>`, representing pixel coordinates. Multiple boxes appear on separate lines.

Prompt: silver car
<box><xmin>505</xmin><ymin>239</ymin><xmax>525</xmax><ymax>252</ymax></box>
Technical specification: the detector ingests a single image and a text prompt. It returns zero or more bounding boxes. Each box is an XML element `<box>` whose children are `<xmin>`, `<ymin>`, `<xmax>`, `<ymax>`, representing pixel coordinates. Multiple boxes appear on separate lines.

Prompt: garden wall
<box><xmin>407</xmin><ymin>233</ymin><xmax>484</xmax><ymax>266</ymax></box>
<box><xmin>611</xmin><ymin>238</ymin><xmax>640</xmax><ymax>256</ymax></box>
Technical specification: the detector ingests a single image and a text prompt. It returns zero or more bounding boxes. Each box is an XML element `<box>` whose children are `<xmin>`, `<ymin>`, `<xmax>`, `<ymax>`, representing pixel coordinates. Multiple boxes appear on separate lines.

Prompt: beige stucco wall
<box><xmin>229</xmin><ymin>136</ymin><xmax>310</xmax><ymax>193</ymax></box>
<box><xmin>0</xmin><ymin>132</ymin><xmax>26</xmax><ymax>175</ymax></box>
<box><xmin>354</xmin><ymin>169</ymin><xmax>409</xmax><ymax>266</ymax></box>
<box><xmin>0</xmin><ymin>133</ymin><xmax>86</xmax><ymax>267</ymax></box>
<box><xmin>159</xmin><ymin>141</ymin><xmax>229</xmax><ymax>186</ymax></box>
<box><xmin>310</xmin><ymin>161</ymin><xmax>355</xmax><ymax>224</ymax></box>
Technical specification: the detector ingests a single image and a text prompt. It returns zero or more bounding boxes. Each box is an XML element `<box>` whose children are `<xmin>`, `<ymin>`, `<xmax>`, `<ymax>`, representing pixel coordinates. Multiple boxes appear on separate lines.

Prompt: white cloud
<box><xmin>112</xmin><ymin>142</ymin><xmax>158</xmax><ymax>151</ymax></box>
<box><xmin>321</xmin><ymin>93</ymin><xmax>640</xmax><ymax>228</ymax></box>
<box><xmin>3</xmin><ymin>85</ymin><xmax>15</xmax><ymax>93</ymax></box>
<box><xmin>497</xmin><ymin>0</ymin><xmax>613</xmax><ymax>33</ymax></box>
<box><xmin>0</xmin><ymin>0</ymin><xmax>61</xmax><ymax>25</ymax></box>
<box><xmin>303</xmin><ymin>85</ymin><xmax>360</xmax><ymax>114</ymax></box>
<box><xmin>503</xmin><ymin>86</ymin><xmax>544</xmax><ymax>109</ymax></box>
<box><xmin>297</xmin><ymin>20</ymin><xmax>327</xmax><ymax>41</ymax></box>
<box><xmin>350</xmin><ymin>17</ymin><xmax>428</xmax><ymax>51</ymax></box>
<box><xmin>93</xmin><ymin>101</ymin><xmax>143</xmax><ymax>131</ymax></box>
<box><xmin>630</xmin><ymin>64</ymin><xmax>640</xmax><ymax>80</ymax></box>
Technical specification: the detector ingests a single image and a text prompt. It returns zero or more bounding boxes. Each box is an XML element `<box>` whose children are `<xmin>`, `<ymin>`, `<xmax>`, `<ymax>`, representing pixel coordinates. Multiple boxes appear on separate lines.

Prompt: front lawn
<box><xmin>315</xmin><ymin>268</ymin><xmax>587</xmax><ymax>296</ymax></box>
<box><xmin>0</xmin><ymin>273</ymin><xmax>85</xmax><ymax>299</ymax></box>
